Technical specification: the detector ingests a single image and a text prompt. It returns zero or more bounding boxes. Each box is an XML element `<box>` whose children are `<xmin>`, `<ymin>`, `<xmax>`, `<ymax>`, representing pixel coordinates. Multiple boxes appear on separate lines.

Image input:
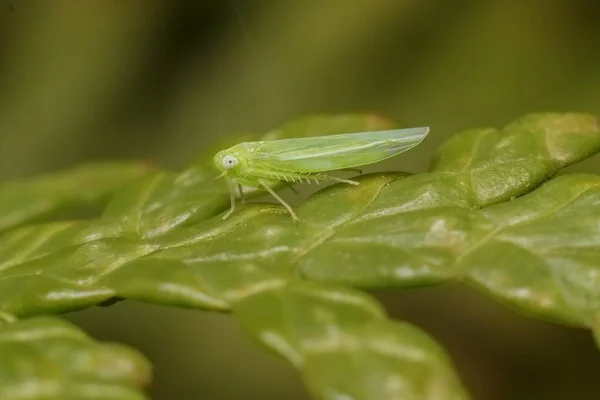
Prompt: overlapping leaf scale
<box><xmin>100</xmin><ymin>166</ymin><xmax>230</xmax><ymax>240</ymax></box>
<box><xmin>430</xmin><ymin>112</ymin><xmax>600</xmax><ymax>206</ymax></box>
<box><xmin>0</xmin><ymin>315</ymin><xmax>151</xmax><ymax>400</ymax></box>
<box><xmin>233</xmin><ymin>282</ymin><xmax>470</xmax><ymax>400</ymax></box>
<box><xmin>463</xmin><ymin>174</ymin><xmax>600</xmax><ymax>327</ymax></box>
<box><xmin>0</xmin><ymin>162</ymin><xmax>152</xmax><ymax>234</ymax></box>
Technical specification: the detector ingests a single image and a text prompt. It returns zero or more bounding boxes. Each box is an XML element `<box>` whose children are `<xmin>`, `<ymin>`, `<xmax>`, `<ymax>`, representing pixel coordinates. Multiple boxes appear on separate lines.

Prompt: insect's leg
<box><xmin>222</xmin><ymin>181</ymin><xmax>237</xmax><ymax>220</ymax></box>
<box><xmin>237</xmin><ymin>183</ymin><xmax>246</xmax><ymax>203</ymax></box>
<box><xmin>259</xmin><ymin>179</ymin><xmax>300</xmax><ymax>221</ymax></box>
<box><xmin>323</xmin><ymin>175</ymin><xmax>360</xmax><ymax>186</ymax></box>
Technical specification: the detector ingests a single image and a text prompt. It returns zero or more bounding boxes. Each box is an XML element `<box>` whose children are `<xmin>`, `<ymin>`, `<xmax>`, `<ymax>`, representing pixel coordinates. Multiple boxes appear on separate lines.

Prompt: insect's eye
<box><xmin>222</xmin><ymin>155</ymin><xmax>238</xmax><ymax>169</ymax></box>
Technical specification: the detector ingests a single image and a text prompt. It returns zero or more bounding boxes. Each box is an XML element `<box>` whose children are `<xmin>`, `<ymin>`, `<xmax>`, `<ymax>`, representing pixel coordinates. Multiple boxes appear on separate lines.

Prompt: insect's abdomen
<box><xmin>240</xmin><ymin>165</ymin><xmax>324</xmax><ymax>184</ymax></box>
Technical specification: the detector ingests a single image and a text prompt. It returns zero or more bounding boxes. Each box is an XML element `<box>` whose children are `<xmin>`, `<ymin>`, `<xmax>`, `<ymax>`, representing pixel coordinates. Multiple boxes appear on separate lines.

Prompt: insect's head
<box><xmin>213</xmin><ymin>150</ymin><xmax>239</xmax><ymax>176</ymax></box>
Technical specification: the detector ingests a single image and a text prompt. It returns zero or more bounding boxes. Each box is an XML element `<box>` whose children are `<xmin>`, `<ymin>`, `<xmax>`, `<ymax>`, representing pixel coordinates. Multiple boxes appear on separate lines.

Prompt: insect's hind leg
<box><xmin>323</xmin><ymin>175</ymin><xmax>360</xmax><ymax>186</ymax></box>
<box><xmin>259</xmin><ymin>179</ymin><xmax>300</xmax><ymax>221</ymax></box>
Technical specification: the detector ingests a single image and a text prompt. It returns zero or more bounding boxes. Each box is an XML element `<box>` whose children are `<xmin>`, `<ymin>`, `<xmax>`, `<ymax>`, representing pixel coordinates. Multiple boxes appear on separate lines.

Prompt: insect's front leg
<box><xmin>222</xmin><ymin>179</ymin><xmax>238</xmax><ymax>220</ymax></box>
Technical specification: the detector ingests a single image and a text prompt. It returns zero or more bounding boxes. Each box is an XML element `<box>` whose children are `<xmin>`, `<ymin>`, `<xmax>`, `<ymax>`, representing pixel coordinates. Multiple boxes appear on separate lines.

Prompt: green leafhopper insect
<box><xmin>214</xmin><ymin>127</ymin><xmax>429</xmax><ymax>221</ymax></box>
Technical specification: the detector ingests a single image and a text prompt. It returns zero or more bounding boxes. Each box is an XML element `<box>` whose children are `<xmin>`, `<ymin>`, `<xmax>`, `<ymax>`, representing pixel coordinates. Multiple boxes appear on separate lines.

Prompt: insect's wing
<box><xmin>249</xmin><ymin>127</ymin><xmax>429</xmax><ymax>173</ymax></box>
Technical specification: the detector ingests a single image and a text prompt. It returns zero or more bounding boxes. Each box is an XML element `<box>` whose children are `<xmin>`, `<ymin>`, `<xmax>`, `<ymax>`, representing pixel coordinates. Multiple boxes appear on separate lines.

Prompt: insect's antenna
<box><xmin>214</xmin><ymin>171</ymin><xmax>228</xmax><ymax>180</ymax></box>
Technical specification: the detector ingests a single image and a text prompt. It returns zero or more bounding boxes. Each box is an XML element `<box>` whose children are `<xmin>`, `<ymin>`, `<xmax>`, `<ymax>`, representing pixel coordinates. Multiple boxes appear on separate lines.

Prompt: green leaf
<box><xmin>1</xmin><ymin>112</ymin><xmax>599</xmax><ymax>400</ymax></box>
<box><xmin>0</xmin><ymin>315</ymin><xmax>151</xmax><ymax>400</ymax></box>
<box><xmin>233</xmin><ymin>282</ymin><xmax>469</xmax><ymax>400</ymax></box>
<box><xmin>0</xmin><ymin>162</ymin><xmax>152</xmax><ymax>234</ymax></box>
<box><xmin>430</xmin><ymin>113</ymin><xmax>600</xmax><ymax>206</ymax></box>
<box><xmin>100</xmin><ymin>167</ymin><xmax>230</xmax><ymax>239</ymax></box>
<box><xmin>463</xmin><ymin>173</ymin><xmax>600</xmax><ymax>326</ymax></box>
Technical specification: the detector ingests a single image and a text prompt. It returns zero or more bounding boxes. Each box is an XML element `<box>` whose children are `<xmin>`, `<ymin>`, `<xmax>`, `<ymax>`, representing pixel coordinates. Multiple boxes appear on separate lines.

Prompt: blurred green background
<box><xmin>1</xmin><ymin>1</ymin><xmax>600</xmax><ymax>399</ymax></box>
